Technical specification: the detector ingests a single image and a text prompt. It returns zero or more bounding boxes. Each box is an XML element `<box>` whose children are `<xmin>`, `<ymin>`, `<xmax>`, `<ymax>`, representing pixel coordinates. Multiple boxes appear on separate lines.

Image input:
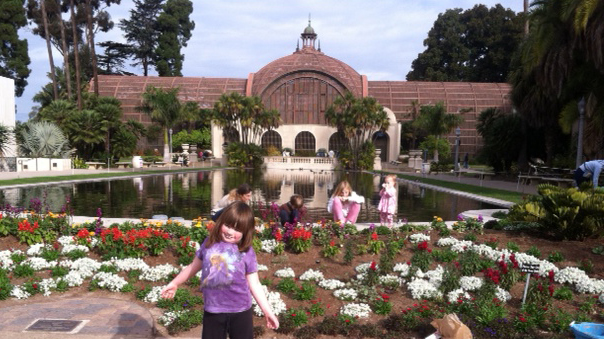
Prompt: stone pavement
<box><xmin>0</xmin><ymin>164</ymin><xmax>530</xmax><ymax>338</ymax></box>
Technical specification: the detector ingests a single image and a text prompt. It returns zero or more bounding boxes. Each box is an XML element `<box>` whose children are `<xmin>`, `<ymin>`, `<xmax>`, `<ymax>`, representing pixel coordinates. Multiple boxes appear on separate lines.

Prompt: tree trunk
<box><xmin>41</xmin><ymin>0</ymin><xmax>58</xmax><ymax>100</ymax></box>
<box><xmin>524</xmin><ymin>0</ymin><xmax>529</xmax><ymax>35</ymax></box>
<box><xmin>85</xmin><ymin>0</ymin><xmax>99</xmax><ymax>96</ymax></box>
<box><xmin>70</xmin><ymin>0</ymin><xmax>82</xmax><ymax>109</ymax></box>
<box><xmin>59</xmin><ymin>10</ymin><xmax>72</xmax><ymax>99</ymax></box>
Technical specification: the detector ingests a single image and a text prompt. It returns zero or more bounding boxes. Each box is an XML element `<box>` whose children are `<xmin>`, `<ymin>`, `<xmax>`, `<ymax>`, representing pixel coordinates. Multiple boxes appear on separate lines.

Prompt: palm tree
<box><xmin>212</xmin><ymin>92</ymin><xmax>245</xmax><ymax>143</ymax></box>
<box><xmin>138</xmin><ymin>86</ymin><xmax>186</xmax><ymax>162</ymax></box>
<box><xmin>19</xmin><ymin>121</ymin><xmax>73</xmax><ymax>158</ymax></box>
<box><xmin>92</xmin><ymin>96</ymin><xmax>123</xmax><ymax>156</ymax></box>
<box><xmin>64</xmin><ymin>110</ymin><xmax>107</xmax><ymax>159</ymax></box>
<box><xmin>412</xmin><ymin>101</ymin><xmax>462</xmax><ymax>162</ymax></box>
<box><xmin>40</xmin><ymin>0</ymin><xmax>58</xmax><ymax>99</ymax></box>
<box><xmin>37</xmin><ymin>99</ymin><xmax>76</xmax><ymax>131</ymax></box>
<box><xmin>69</xmin><ymin>0</ymin><xmax>82</xmax><ymax>109</ymax></box>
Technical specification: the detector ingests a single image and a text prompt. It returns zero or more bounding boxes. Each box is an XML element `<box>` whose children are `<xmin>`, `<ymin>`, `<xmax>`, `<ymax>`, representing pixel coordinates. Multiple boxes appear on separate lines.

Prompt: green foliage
<box><xmin>476</xmin><ymin>108</ymin><xmax>524</xmax><ymax>172</ymax></box>
<box><xmin>13</xmin><ymin>263</ymin><xmax>35</xmax><ymax>278</ymax></box>
<box><xmin>578</xmin><ymin>259</ymin><xmax>594</xmax><ymax>274</ymax></box>
<box><xmin>64</xmin><ymin>249</ymin><xmax>87</xmax><ymax>260</ymax></box>
<box><xmin>343</xmin><ymin>239</ymin><xmax>355</xmax><ymax>264</ymax></box>
<box><xmin>506</xmin><ymin>241</ymin><xmax>520</xmax><ymax>252</ymax></box>
<box><xmin>321</xmin><ymin>242</ymin><xmax>340</xmax><ymax>258</ymax></box>
<box><xmin>526</xmin><ymin>245</ymin><xmax>541</xmax><ymax>258</ymax></box>
<box><xmin>410</xmin><ymin>249</ymin><xmax>432</xmax><ymax>272</ymax></box>
<box><xmin>156</xmin><ymin>288</ymin><xmax>203</xmax><ymax>311</ymax></box>
<box><xmin>160</xmin><ymin>309</ymin><xmax>203</xmax><ymax>335</ymax></box>
<box><xmin>419</xmin><ymin>136</ymin><xmax>451</xmax><ymax>160</ymax></box>
<box><xmin>463</xmin><ymin>233</ymin><xmax>477</xmax><ymax>242</ymax></box>
<box><xmin>552</xmin><ymin>286</ymin><xmax>573</xmax><ymax>300</ymax></box>
<box><xmin>508</xmin><ymin>184</ymin><xmax>604</xmax><ymax>240</ymax></box>
<box><xmin>225</xmin><ymin>142</ymin><xmax>265</xmax><ymax>168</ymax></box>
<box><xmin>172</xmin><ymin>129</ymin><xmax>211</xmax><ymax>149</ymax></box>
<box><xmin>546</xmin><ymin>251</ymin><xmax>565</xmax><ymax>263</ymax></box>
<box><xmin>306</xmin><ymin>300</ymin><xmax>325</xmax><ymax>317</ymax></box>
<box><xmin>431</xmin><ymin>248</ymin><xmax>457</xmax><ymax>262</ymax></box>
<box><xmin>282</xmin><ymin>308</ymin><xmax>309</xmax><ymax>328</ymax></box>
<box><xmin>19</xmin><ymin>121</ymin><xmax>74</xmax><ymax>158</ymax></box>
<box><xmin>293</xmin><ymin>282</ymin><xmax>316</xmax><ymax>301</ymax></box>
<box><xmin>277</xmin><ymin>277</ymin><xmax>297</xmax><ymax>294</ymax></box>
<box><xmin>372</xmin><ymin>294</ymin><xmax>392</xmax><ymax>315</ymax></box>
<box><xmin>414</xmin><ymin>101</ymin><xmax>462</xmax><ymax>162</ymax></box>
<box><xmin>155</xmin><ymin>0</ymin><xmax>195</xmax><ymax>76</ymax></box>
<box><xmin>0</xmin><ymin>0</ymin><xmax>31</xmax><ymax>97</ymax></box>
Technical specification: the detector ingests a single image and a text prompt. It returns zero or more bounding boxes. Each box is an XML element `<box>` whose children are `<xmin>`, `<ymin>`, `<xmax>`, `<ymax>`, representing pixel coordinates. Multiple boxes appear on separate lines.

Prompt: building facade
<box><xmin>96</xmin><ymin>21</ymin><xmax>512</xmax><ymax>161</ymax></box>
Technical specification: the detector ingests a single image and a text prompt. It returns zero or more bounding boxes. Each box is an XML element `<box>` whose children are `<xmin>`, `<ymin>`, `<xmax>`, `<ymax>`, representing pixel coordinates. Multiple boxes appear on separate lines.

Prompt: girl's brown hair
<box><xmin>385</xmin><ymin>174</ymin><xmax>397</xmax><ymax>187</ymax></box>
<box><xmin>206</xmin><ymin>201</ymin><xmax>255</xmax><ymax>252</ymax></box>
<box><xmin>331</xmin><ymin>180</ymin><xmax>352</xmax><ymax>198</ymax></box>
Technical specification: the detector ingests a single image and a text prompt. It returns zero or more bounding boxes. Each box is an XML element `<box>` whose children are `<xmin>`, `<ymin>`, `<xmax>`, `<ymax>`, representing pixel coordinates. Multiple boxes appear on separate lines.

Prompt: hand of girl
<box><xmin>160</xmin><ymin>282</ymin><xmax>177</xmax><ymax>299</ymax></box>
<box><xmin>266</xmin><ymin>312</ymin><xmax>279</xmax><ymax>329</ymax></box>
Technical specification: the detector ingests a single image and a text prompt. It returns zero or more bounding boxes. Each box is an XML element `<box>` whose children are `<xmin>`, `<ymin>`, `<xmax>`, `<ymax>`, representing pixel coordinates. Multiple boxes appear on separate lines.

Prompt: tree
<box><xmin>64</xmin><ymin>109</ymin><xmax>106</xmax><ymax>158</ymax></box>
<box><xmin>40</xmin><ymin>0</ymin><xmax>59</xmax><ymax>99</ymax></box>
<box><xmin>19</xmin><ymin>121</ymin><xmax>74</xmax><ymax>158</ymax></box>
<box><xmin>96</xmin><ymin>41</ymin><xmax>131</xmax><ymax>75</ymax></box>
<box><xmin>155</xmin><ymin>0</ymin><xmax>195</xmax><ymax>76</ymax></box>
<box><xmin>119</xmin><ymin>0</ymin><xmax>164</xmax><ymax>76</ymax></box>
<box><xmin>325</xmin><ymin>92</ymin><xmax>389</xmax><ymax>169</ymax></box>
<box><xmin>407</xmin><ymin>4</ymin><xmax>524</xmax><ymax>82</ymax></box>
<box><xmin>412</xmin><ymin>101</ymin><xmax>462</xmax><ymax>162</ymax></box>
<box><xmin>476</xmin><ymin>108</ymin><xmax>524</xmax><ymax>172</ymax></box>
<box><xmin>137</xmin><ymin>86</ymin><xmax>188</xmax><ymax>161</ymax></box>
<box><xmin>0</xmin><ymin>0</ymin><xmax>32</xmax><ymax>97</ymax></box>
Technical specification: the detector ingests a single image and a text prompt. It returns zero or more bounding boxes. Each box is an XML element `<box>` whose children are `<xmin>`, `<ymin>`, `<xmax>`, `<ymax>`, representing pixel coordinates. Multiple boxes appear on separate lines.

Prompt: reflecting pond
<box><xmin>0</xmin><ymin>169</ymin><xmax>500</xmax><ymax>222</ymax></box>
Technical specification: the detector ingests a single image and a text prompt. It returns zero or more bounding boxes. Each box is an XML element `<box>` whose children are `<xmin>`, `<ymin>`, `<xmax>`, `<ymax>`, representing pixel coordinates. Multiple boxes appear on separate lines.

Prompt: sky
<box><xmin>14</xmin><ymin>0</ymin><xmax>524</xmax><ymax>122</ymax></box>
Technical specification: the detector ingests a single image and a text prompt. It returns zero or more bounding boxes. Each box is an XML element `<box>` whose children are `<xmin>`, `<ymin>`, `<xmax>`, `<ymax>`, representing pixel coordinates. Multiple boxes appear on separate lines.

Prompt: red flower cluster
<box><xmin>484</xmin><ymin>267</ymin><xmax>500</xmax><ymax>285</ymax></box>
<box><xmin>370</xmin><ymin>261</ymin><xmax>377</xmax><ymax>271</ymax></box>
<box><xmin>329</xmin><ymin>240</ymin><xmax>336</xmax><ymax>247</ymax></box>
<box><xmin>371</xmin><ymin>232</ymin><xmax>378</xmax><ymax>241</ymax></box>
<box><xmin>291</xmin><ymin>228</ymin><xmax>311</xmax><ymax>240</ymax></box>
<box><xmin>18</xmin><ymin>220</ymin><xmax>38</xmax><ymax>233</ymax></box>
<box><xmin>417</xmin><ymin>241</ymin><xmax>431</xmax><ymax>252</ymax></box>
<box><xmin>274</xmin><ymin>228</ymin><xmax>283</xmax><ymax>242</ymax></box>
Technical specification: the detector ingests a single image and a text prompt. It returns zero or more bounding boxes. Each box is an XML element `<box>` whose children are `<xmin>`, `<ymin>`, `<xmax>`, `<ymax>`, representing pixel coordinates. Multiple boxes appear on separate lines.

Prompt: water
<box><xmin>0</xmin><ymin>169</ymin><xmax>500</xmax><ymax>222</ymax></box>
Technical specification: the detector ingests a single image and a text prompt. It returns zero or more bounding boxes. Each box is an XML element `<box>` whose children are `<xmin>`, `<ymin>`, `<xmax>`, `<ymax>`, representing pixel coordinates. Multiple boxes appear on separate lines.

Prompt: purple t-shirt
<box><xmin>196</xmin><ymin>239</ymin><xmax>258</xmax><ymax>313</ymax></box>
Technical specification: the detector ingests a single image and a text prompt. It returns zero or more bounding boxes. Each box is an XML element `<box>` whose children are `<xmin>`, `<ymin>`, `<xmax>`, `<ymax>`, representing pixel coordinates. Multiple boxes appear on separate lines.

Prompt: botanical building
<box><xmin>96</xmin><ymin>21</ymin><xmax>512</xmax><ymax>161</ymax></box>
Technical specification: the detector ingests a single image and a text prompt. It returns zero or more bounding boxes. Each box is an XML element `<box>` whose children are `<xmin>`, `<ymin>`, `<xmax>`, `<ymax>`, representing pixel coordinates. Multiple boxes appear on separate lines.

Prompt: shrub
<box><xmin>225</xmin><ymin>142</ymin><xmax>265</xmax><ymax>168</ymax></box>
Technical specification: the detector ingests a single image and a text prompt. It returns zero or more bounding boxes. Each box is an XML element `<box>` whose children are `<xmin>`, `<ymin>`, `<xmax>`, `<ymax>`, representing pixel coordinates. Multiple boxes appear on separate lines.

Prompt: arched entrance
<box><xmin>373</xmin><ymin>131</ymin><xmax>389</xmax><ymax>162</ymax></box>
<box><xmin>261</xmin><ymin>130</ymin><xmax>282</xmax><ymax>151</ymax></box>
<box><xmin>294</xmin><ymin>131</ymin><xmax>316</xmax><ymax>156</ymax></box>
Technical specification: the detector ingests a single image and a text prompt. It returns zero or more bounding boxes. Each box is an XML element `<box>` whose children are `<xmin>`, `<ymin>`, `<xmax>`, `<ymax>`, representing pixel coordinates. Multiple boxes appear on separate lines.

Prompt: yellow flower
<box><xmin>195</xmin><ymin>222</ymin><xmax>202</xmax><ymax>228</ymax></box>
<box><xmin>437</xmin><ymin>217</ymin><xmax>443</xmax><ymax>222</ymax></box>
<box><xmin>89</xmin><ymin>231</ymin><xmax>95</xmax><ymax>236</ymax></box>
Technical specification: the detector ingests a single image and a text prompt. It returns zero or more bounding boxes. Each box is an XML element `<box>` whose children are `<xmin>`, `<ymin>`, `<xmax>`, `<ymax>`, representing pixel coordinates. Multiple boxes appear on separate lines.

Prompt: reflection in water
<box><xmin>0</xmin><ymin>169</ymin><xmax>499</xmax><ymax>222</ymax></box>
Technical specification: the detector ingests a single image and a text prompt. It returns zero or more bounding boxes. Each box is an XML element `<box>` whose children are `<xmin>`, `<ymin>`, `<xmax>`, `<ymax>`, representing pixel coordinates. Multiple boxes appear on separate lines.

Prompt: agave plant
<box><xmin>0</xmin><ymin>123</ymin><xmax>13</xmax><ymax>157</ymax></box>
<box><xmin>19</xmin><ymin>121</ymin><xmax>74</xmax><ymax>158</ymax></box>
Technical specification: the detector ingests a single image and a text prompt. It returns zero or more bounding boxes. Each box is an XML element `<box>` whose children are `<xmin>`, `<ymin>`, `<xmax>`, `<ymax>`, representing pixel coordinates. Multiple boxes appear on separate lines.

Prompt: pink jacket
<box><xmin>378</xmin><ymin>186</ymin><xmax>397</xmax><ymax>214</ymax></box>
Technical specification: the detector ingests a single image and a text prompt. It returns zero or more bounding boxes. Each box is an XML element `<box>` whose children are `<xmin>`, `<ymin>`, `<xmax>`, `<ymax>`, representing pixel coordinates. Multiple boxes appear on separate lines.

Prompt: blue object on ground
<box><xmin>570</xmin><ymin>322</ymin><xmax>604</xmax><ymax>339</ymax></box>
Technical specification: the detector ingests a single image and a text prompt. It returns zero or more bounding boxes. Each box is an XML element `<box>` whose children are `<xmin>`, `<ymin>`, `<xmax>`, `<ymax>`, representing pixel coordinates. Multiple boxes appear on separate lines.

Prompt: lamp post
<box><xmin>168</xmin><ymin>128</ymin><xmax>173</xmax><ymax>161</ymax></box>
<box><xmin>576</xmin><ymin>98</ymin><xmax>585</xmax><ymax>168</ymax></box>
<box><xmin>454</xmin><ymin>127</ymin><xmax>461</xmax><ymax>172</ymax></box>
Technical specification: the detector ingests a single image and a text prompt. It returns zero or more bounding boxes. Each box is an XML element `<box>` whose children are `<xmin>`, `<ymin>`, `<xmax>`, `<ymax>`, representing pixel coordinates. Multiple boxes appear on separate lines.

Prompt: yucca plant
<box><xmin>19</xmin><ymin>121</ymin><xmax>74</xmax><ymax>158</ymax></box>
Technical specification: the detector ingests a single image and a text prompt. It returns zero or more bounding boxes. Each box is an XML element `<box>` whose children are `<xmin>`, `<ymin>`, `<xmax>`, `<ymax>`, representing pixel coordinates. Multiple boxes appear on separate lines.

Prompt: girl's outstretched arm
<box><xmin>246</xmin><ymin>272</ymin><xmax>279</xmax><ymax>329</ymax></box>
<box><xmin>161</xmin><ymin>256</ymin><xmax>203</xmax><ymax>299</ymax></box>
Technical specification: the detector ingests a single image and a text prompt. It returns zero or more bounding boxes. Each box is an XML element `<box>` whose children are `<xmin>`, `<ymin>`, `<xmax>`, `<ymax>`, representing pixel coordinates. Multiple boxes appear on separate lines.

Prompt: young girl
<box><xmin>378</xmin><ymin>174</ymin><xmax>398</xmax><ymax>227</ymax></box>
<box><xmin>327</xmin><ymin>180</ymin><xmax>365</xmax><ymax>224</ymax></box>
<box><xmin>279</xmin><ymin>194</ymin><xmax>304</xmax><ymax>226</ymax></box>
<box><xmin>161</xmin><ymin>201</ymin><xmax>279</xmax><ymax>338</ymax></box>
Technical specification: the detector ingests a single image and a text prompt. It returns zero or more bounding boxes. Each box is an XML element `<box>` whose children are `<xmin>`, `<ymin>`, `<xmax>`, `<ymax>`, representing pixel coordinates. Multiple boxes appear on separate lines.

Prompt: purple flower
<box><xmin>457</xmin><ymin>214</ymin><xmax>464</xmax><ymax>221</ymax></box>
<box><xmin>369</xmin><ymin>223</ymin><xmax>375</xmax><ymax>231</ymax></box>
<box><xmin>478</xmin><ymin>215</ymin><xmax>483</xmax><ymax>222</ymax></box>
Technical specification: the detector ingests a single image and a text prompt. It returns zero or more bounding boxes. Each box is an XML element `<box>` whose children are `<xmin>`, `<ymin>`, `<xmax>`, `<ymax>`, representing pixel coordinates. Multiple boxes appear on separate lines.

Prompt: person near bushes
<box><xmin>212</xmin><ymin>184</ymin><xmax>252</xmax><ymax>221</ymax></box>
<box><xmin>161</xmin><ymin>202</ymin><xmax>279</xmax><ymax>338</ymax></box>
<box><xmin>574</xmin><ymin>160</ymin><xmax>604</xmax><ymax>188</ymax></box>
<box><xmin>327</xmin><ymin>180</ymin><xmax>365</xmax><ymax>224</ymax></box>
<box><xmin>378</xmin><ymin>174</ymin><xmax>398</xmax><ymax>227</ymax></box>
<box><xmin>279</xmin><ymin>194</ymin><xmax>304</xmax><ymax>226</ymax></box>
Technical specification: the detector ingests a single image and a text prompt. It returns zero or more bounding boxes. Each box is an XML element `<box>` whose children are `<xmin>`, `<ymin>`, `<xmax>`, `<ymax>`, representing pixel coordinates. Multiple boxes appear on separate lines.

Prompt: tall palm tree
<box><xmin>412</xmin><ymin>101</ymin><xmax>462</xmax><ymax>162</ymax></box>
<box><xmin>40</xmin><ymin>0</ymin><xmax>58</xmax><ymax>99</ymax></box>
<box><xmin>138</xmin><ymin>86</ymin><xmax>185</xmax><ymax>162</ymax></box>
<box><xmin>69</xmin><ymin>0</ymin><xmax>82</xmax><ymax>109</ymax></box>
<box><xmin>212</xmin><ymin>92</ymin><xmax>245</xmax><ymax>143</ymax></box>
<box><xmin>93</xmin><ymin>97</ymin><xmax>123</xmax><ymax>156</ymax></box>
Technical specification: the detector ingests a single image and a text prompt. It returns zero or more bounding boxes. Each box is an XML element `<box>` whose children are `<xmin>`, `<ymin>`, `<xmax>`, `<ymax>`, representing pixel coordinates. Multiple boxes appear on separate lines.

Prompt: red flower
<box><xmin>329</xmin><ymin>240</ymin><xmax>335</xmax><ymax>247</ymax></box>
<box><xmin>370</xmin><ymin>261</ymin><xmax>377</xmax><ymax>271</ymax></box>
<box><xmin>371</xmin><ymin>232</ymin><xmax>378</xmax><ymax>241</ymax></box>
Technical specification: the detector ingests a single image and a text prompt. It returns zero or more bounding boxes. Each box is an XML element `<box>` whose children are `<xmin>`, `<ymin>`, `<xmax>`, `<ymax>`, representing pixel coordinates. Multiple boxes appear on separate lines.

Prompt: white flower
<box><xmin>63</xmin><ymin>258</ymin><xmax>101</xmax><ymax>278</ymax></box>
<box><xmin>39</xmin><ymin>278</ymin><xmax>58</xmax><ymax>297</ymax></box>
<box><xmin>355</xmin><ymin>262</ymin><xmax>373</xmax><ymax>273</ymax></box>
<box><xmin>274</xmin><ymin>267</ymin><xmax>295</xmax><ymax>278</ymax></box>
<box><xmin>555</xmin><ymin>267</ymin><xmax>588</xmax><ymax>286</ymax></box>
<box><xmin>251</xmin><ymin>285</ymin><xmax>286</xmax><ymax>316</ymax></box>
<box><xmin>409</xmin><ymin>233</ymin><xmax>430</xmax><ymax>243</ymax></box>
<box><xmin>459</xmin><ymin>276</ymin><xmax>483</xmax><ymax>291</ymax></box>
<box><xmin>334</xmin><ymin>288</ymin><xmax>357</xmax><ymax>301</ymax></box>
<box><xmin>0</xmin><ymin>250</ymin><xmax>14</xmax><ymax>270</ymax></box>
<box><xmin>340</xmin><ymin>303</ymin><xmax>371</xmax><ymax>318</ymax></box>
<box><xmin>318</xmin><ymin>279</ymin><xmax>345</xmax><ymax>290</ymax></box>
<box><xmin>393</xmin><ymin>263</ymin><xmax>411</xmax><ymax>277</ymax></box>
<box><xmin>11</xmin><ymin>285</ymin><xmax>31</xmax><ymax>299</ymax></box>
<box><xmin>62</xmin><ymin>271</ymin><xmax>84</xmax><ymax>287</ymax></box>
<box><xmin>158</xmin><ymin>310</ymin><xmax>185</xmax><ymax>326</ymax></box>
<box><xmin>436</xmin><ymin>237</ymin><xmax>458</xmax><ymax>247</ymax></box>
<box><xmin>379</xmin><ymin>274</ymin><xmax>401</xmax><ymax>287</ymax></box>
<box><xmin>495</xmin><ymin>286</ymin><xmax>512</xmax><ymax>302</ymax></box>
<box><xmin>140</xmin><ymin>264</ymin><xmax>178</xmax><ymax>282</ymax></box>
<box><xmin>424</xmin><ymin>265</ymin><xmax>444</xmax><ymax>288</ymax></box>
<box><xmin>57</xmin><ymin>236</ymin><xmax>75</xmax><ymax>246</ymax></box>
<box><xmin>26</xmin><ymin>243</ymin><xmax>47</xmax><ymax>256</ymax></box>
<box><xmin>575</xmin><ymin>278</ymin><xmax>604</xmax><ymax>294</ymax></box>
<box><xmin>24</xmin><ymin>257</ymin><xmax>56</xmax><ymax>271</ymax></box>
<box><xmin>257</xmin><ymin>264</ymin><xmax>268</xmax><ymax>271</ymax></box>
<box><xmin>450</xmin><ymin>241</ymin><xmax>474</xmax><ymax>253</ymax></box>
<box><xmin>110</xmin><ymin>258</ymin><xmax>149</xmax><ymax>271</ymax></box>
<box><xmin>407</xmin><ymin>278</ymin><xmax>442</xmax><ymax>300</ymax></box>
<box><xmin>142</xmin><ymin>286</ymin><xmax>165</xmax><ymax>303</ymax></box>
<box><xmin>447</xmin><ymin>288</ymin><xmax>471</xmax><ymax>303</ymax></box>
<box><xmin>92</xmin><ymin>272</ymin><xmax>128</xmax><ymax>292</ymax></box>
<box><xmin>260</xmin><ymin>239</ymin><xmax>278</xmax><ymax>253</ymax></box>
<box><xmin>299</xmin><ymin>269</ymin><xmax>324</xmax><ymax>281</ymax></box>
<box><xmin>61</xmin><ymin>244</ymin><xmax>90</xmax><ymax>255</ymax></box>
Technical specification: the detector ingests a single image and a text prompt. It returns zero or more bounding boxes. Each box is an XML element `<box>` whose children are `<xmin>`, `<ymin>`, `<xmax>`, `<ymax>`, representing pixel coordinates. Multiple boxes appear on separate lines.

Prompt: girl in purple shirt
<box><xmin>161</xmin><ymin>202</ymin><xmax>279</xmax><ymax>339</ymax></box>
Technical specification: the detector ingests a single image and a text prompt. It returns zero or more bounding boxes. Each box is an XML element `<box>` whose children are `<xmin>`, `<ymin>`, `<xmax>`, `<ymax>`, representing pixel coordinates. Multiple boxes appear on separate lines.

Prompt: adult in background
<box><xmin>212</xmin><ymin>184</ymin><xmax>252</xmax><ymax>221</ymax></box>
<box><xmin>574</xmin><ymin>160</ymin><xmax>604</xmax><ymax>188</ymax></box>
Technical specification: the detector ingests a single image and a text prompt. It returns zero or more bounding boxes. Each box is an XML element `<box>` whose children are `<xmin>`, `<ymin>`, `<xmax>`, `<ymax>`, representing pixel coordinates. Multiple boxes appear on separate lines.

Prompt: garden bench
<box><xmin>455</xmin><ymin>168</ymin><xmax>495</xmax><ymax>186</ymax></box>
<box><xmin>142</xmin><ymin>162</ymin><xmax>153</xmax><ymax>168</ymax></box>
<box><xmin>115</xmin><ymin>162</ymin><xmax>131</xmax><ymax>169</ymax></box>
<box><xmin>85</xmin><ymin>162</ymin><xmax>105</xmax><ymax>170</ymax></box>
<box><xmin>153</xmin><ymin>161</ymin><xmax>166</xmax><ymax>167</ymax></box>
<box><xmin>539</xmin><ymin>177</ymin><xmax>574</xmax><ymax>187</ymax></box>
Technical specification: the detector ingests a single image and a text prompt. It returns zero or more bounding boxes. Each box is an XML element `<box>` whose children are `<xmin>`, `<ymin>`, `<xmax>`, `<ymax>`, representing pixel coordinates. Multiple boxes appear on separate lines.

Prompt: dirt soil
<box><xmin>1</xmin><ymin>228</ymin><xmax>603</xmax><ymax>338</ymax></box>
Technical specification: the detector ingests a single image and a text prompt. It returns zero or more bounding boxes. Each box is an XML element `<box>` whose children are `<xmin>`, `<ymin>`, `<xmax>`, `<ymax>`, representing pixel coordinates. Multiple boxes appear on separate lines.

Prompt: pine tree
<box><xmin>155</xmin><ymin>0</ymin><xmax>195</xmax><ymax>76</ymax></box>
<box><xmin>0</xmin><ymin>0</ymin><xmax>32</xmax><ymax>97</ymax></box>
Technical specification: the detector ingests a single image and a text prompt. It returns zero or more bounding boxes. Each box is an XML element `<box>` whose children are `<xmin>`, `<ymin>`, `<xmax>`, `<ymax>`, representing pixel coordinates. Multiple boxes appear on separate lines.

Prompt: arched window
<box><xmin>294</xmin><ymin>131</ymin><xmax>316</xmax><ymax>156</ymax></box>
<box><xmin>261</xmin><ymin>130</ymin><xmax>282</xmax><ymax>150</ymax></box>
<box><xmin>328</xmin><ymin>132</ymin><xmax>349</xmax><ymax>153</ymax></box>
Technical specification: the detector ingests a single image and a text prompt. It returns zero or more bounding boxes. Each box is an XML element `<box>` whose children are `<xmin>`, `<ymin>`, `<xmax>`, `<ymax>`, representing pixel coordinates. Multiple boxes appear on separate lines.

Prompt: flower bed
<box><xmin>0</xmin><ymin>209</ymin><xmax>603</xmax><ymax>338</ymax></box>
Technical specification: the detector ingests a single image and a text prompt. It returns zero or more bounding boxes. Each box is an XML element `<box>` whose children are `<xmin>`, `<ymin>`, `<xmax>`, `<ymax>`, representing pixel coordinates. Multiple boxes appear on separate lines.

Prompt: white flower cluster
<box><xmin>436</xmin><ymin>237</ymin><xmax>458</xmax><ymax>247</ymax></box>
<box><xmin>355</xmin><ymin>262</ymin><xmax>372</xmax><ymax>273</ymax></box>
<box><xmin>110</xmin><ymin>258</ymin><xmax>149</xmax><ymax>271</ymax></box>
<box><xmin>62</xmin><ymin>257</ymin><xmax>101</xmax><ymax>278</ymax></box>
<box><xmin>61</xmin><ymin>271</ymin><xmax>84</xmax><ymax>287</ymax></box>
<box><xmin>26</xmin><ymin>243</ymin><xmax>48</xmax><ymax>256</ymax></box>
<box><xmin>334</xmin><ymin>288</ymin><xmax>358</xmax><ymax>301</ymax></box>
<box><xmin>407</xmin><ymin>278</ymin><xmax>443</xmax><ymax>300</ymax></box>
<box><xmin>260</xmin><ymin>239</ymin><xmax>279</xmax><ymax>253</ymax></box>
<box><xmin>257</xmin><ymin>264</ymin><xmax>268</xmax><ymax>271</ymax></box>
<box><xmin>252</xmin><ymin>285</ymin><xmax>287</xmax><ymax>316</ymax></box>
<box><xmin>459</xmin><ymin>276</ymin><xmax>483</xmax><ymax>291</ymax></box>
<box><xmin>61</xmin><ymin>244</ymin><xmax>90</xmax><ymax>255</ymax></box>
<box><xmin>142</xmin><ymin>286</ymin><xmax>165</xmax><ymax>303</ymax></box>
<box><xmin>140</xmin><ymin>264</ymin><xmax>178</xmax><ymax>282</ymax></box>
<box><xmin>0</xmin><ymin>250</ymin><xmax>14</xmax><ymax>270</ymax></box>
<box><xmin>299</xmin><ymin>269</ymin><xmax>324</xmax><ymax>281</ymax></box>
<box><xmin>575</xmin><ymin>277</ymin><xmax>604</xmax><ymax>294</ymax></box>
<box><xmin>379</xmin><ymin>274</ymin><xmax>402</xmax><ymax>287</ymax></box>
<box><xmin>340</xmin><ymin>303</ymin><xmax>371</xmax><ymax>318</ymax></box>
<box><xmin>447</xmin><ymin>288</ymin><xmax>471</xmax><ymax>303</ymax></box>
<box><xmin>318</xmin><ymin>279</ymin><xmax>345</xmax><ymax>290</ymax></box>
<box><xmin>556</xmin><ymin>267</ymin><xmax>588</xmax><ymax>285</ymax></box>
<box><xmin>57</xmin><ymin>235</ymin><xmax>75</xmax><ymax>246</ymax></box>
<box><xmin>424</xmin><ymin>265</ymin><xmax>444</xmax><ymax>288</ymax></box>
<box><xmin>409</xmin><ymin>233</ymin><xmax>430</xmax><ymax>243</ymax></box>
<box><xmin>92</xmin><ymin>272</ymin><xmax>128</xmax><ymax>292</ymax></box>
<box><xmin>393</xmin><ymin>262</ymin><xmax>411</xmax><ymax>277</ymax></box>
<box><xmin>450</xmin><ymin>241</ymin><xmax>474</xmax><ymax>253</ymax></box>
<box><xmin>39</xmin><ymin>278</ymin><xmax>58</xmax><ymax>297</ymax></box>
<box><xmin>158</xmin><ymin>310</ymin><xmax>185</xmax><ymax>326</ymax></box>
<box><xmin>274</xmin><ymin>267</ymin><xmax>295</xmax><ymax>278</ymax></box>
<box><xmin>495</xmin><ymin>286</ymin><xmax>512</xmax><ymax>302</ymax></box>
<box><xmin>10</xmin><ymin>286</ymin><xmax>31</xmax><ymax>299</ymax></box>
<box><xmin>24</xmin><ymin>257</ymin><xmax>55</xmax><ymax>271</ymax></box>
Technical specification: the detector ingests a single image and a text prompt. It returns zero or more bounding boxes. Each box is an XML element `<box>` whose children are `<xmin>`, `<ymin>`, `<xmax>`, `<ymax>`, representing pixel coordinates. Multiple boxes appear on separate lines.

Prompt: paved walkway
<box><xmin>0</xmin><ymin>164</ymin><xmax>530</xmax><ymax>338</ymax></box>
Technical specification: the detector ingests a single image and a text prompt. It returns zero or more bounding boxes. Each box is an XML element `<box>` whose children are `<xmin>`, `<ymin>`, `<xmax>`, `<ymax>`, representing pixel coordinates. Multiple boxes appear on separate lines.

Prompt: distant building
<box><xmin>96</xmin><ymin>20</ymin><xmax>511</xmax><ymax>161</ymax></box>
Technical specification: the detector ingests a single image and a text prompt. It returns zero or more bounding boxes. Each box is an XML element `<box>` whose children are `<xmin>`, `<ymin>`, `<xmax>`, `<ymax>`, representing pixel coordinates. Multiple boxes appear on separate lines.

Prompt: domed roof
<box><xmin>304</xmin><ymin>23</ymin><xmax>315</xmax><ymax>34</ymax></box>
<box><xmin>251</xmin><ymin>48</ymin><xmax>363</xmax><ymax>97</ymax></box>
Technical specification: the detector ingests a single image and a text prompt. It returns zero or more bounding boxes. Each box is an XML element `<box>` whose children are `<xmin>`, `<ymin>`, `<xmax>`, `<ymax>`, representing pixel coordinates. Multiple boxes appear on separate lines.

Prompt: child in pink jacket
<box><xmin>378</xmin><ymin>174</ymin><xmax>398</xmax><ymax>227</ymax></box>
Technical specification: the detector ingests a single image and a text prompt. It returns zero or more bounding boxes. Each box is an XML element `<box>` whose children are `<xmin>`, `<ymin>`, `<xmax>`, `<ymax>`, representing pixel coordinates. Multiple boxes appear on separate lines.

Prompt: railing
<box><xmin>263</xmin><ymin>156</ymin><xmax>338</xmax><ymax>170</ymax></box>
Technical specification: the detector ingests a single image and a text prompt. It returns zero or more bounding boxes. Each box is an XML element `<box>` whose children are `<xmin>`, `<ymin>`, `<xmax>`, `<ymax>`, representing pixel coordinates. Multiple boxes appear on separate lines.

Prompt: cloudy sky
<box><xmin>15</xmin><ymin>0</ymin><xmax>524</xmax><ymax>122</ymax></box>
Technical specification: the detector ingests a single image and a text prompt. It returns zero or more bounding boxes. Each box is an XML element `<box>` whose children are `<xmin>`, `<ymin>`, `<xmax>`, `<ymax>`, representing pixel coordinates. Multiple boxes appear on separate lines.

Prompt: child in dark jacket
<box><xmin>279</xmin><ymin>194</ymin><xmax>304</xmax><ymax>226</ymax></box>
